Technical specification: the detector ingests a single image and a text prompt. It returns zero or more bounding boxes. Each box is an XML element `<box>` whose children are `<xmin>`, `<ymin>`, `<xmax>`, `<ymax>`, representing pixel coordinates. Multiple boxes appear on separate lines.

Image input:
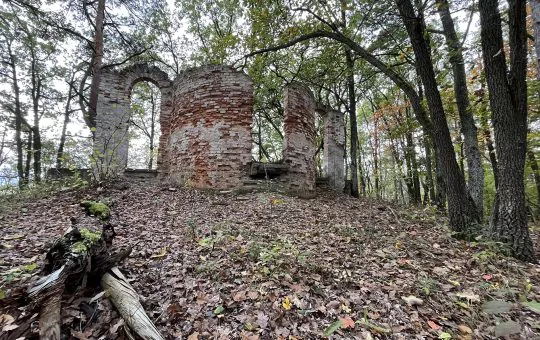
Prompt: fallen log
<box><xmin>21</xmin><ymin>219</ymin><xmax>164</xmax><ymax>339</ymax></box>
<box><xmin>102</xmin><ymin>267</ymin><xmax>165</xmax><ymax>340</ymax></box>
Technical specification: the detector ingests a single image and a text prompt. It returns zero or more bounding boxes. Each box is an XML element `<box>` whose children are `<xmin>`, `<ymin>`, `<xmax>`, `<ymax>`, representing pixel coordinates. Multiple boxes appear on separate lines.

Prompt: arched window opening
<box><xmin>127</xmin><ymin>81</ymin><xmax>161</xmax><ymax>170</ymax></box>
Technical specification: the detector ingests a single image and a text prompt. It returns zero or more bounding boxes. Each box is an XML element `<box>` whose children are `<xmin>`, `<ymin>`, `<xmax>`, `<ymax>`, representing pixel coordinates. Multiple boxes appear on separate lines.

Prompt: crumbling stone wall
<box><xmin>282</xmin><ymin>83</ymin><xmax>317</xmax><ymax>195</ymax></box>
<box><xmin>95</xmin><ymin>63</ymin><xmax>344</xmax><ymax>193</ymax></box>
<box><xmin>322</xmin><ymin>109</ymin><xmax>345</xmax><ymax>191</ymax></box>
<box><xmin>161</xmin><ymin>66</ymin><xmax>253</xmax><ymax>189</ymax></box>
<box><xmin>94</xmin><ymin>64</ymin><xmax>172</xmax><ymax>176</ymax></box>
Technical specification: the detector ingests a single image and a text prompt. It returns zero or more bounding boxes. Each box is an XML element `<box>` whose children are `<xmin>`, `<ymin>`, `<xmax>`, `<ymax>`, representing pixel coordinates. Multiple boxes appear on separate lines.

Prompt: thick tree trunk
<box><xmin>479</xmin><ymin>0</ymin><xmax>535</xmax><ymax>262</ymax></box>
<box><xmin>396</xmin><ymin>0</ymin><xmax>479</xmax><ymax>234</ymax></box>
<box><xmin>87</xmin><ymin>0</ymin><xmax>105</xmax><ymax>131</ymax></box>
<box><xmin>436</xmin><ymin>0</ymin><xmax>484</xmax><ymax>220</ymax></box>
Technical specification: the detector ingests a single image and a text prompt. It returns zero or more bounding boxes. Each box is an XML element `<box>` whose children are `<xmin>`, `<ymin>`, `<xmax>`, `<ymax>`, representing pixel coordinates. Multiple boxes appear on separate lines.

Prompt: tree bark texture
<box><xmin>479</xmin><ymin>0</ymin><xmax>535</xmax><ymax>262</ymax></box>
<box><xmin>396</xmin><ymin>0</ymin><xmax>479</xmax><ymax>233</ymax></box>
<box><xmin>528</xmin><ymin>150</ymin><xmax>540</xmax><ymax>215</ymax></box>
<box><xmin>532</xmin><ymin>0</ymin><xmax>540</xmax><ymax>77</ymax></box>
<box><xmin>436</xmin><ymin>0</ymin><xmax>484</xmax><ymax>220</ymax></box>
<box><xmin>346</xmin><ymin>50</ymin><xmax>359</xmax><ymax>198</ymax></box>
<box><xmin>87</xmin><ymin>0</ymin><xmax>105</xmax><ymax>131</ymax></box>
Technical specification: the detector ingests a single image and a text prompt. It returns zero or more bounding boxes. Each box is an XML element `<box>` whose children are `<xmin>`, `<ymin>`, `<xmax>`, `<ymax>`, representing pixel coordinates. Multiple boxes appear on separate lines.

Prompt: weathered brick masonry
<box><xmin>95</xmin><ymin>63</ymin><xmax>344</xmax><ymax>192</ymax></box>
<box><xmin>162</xmin><ymin>66</ymin><xmax>253</xmax><ymax>189</ymax></box>
<box><xmin>95</xmin><ymin>64</ymin><xmax>172</xmax><ymax>175</ymax></box>
<box><xmin>322</xmin><ymin>109</ymin><xmax>345</xmax><ymax>191</ymax></box>
<box><xmin>281</xmin><ymin>83</ymin><xmax>317</xmax><ymax>195</ymax></box>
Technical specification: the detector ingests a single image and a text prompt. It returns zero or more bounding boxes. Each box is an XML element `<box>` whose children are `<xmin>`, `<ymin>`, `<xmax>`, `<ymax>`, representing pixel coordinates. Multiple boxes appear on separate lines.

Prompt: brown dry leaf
<box><xmin>247</xmin><ymin>291</ymin><xmax>259</xmax><ymax>300</ymax></box>
<box><xmin>109</xmin><ymin>318</ymin><xmax>124</xmax><ymax>334</ymax></box>
<box><xmin>340</xmin><ymin>316</ymin><xmax>355</xmax><ymax>329</ymax></box>
<box><xmin>458</xmin><ymin>324</ymin><xmax>473</xmax><ymax>334</ymax></box>
<box><xmin>233</xmin><ymin>290</ymin><xmax>247</xmax><ymax>302</ymax></box>
<box><xmin>187</xmin><ymin>331</ymin><xmax>200</xmax><ymax>340</ymax></box>
<box><xmin>427</xmin><ymin>320</ymin><xmax>442</xmax><ymax>330</ymax></box>
<box><xmin>0</xmin><ymin>314</ymin><xmax>15</xmax><ymax>325</ymax></box>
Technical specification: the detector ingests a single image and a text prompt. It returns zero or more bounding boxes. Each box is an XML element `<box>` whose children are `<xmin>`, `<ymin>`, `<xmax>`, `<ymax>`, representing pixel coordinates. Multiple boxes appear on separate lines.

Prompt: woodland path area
<box><xmin>0</xmin><ymin>180</ymin><xmax>539</xmax><ymax>339</ymax></box>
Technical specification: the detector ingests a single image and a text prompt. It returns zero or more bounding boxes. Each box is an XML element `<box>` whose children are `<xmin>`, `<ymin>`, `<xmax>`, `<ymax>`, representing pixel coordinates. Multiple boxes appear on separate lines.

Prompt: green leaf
<box><xmin>23</xmin><ymin>263</ymin><xmax>37</xmax><ymax>272</ymax></box>
<box><xmin>494</xmin><ymin>320</ymin><xmax>520</xmax><ymax>337</ymax></box>
<box><xmin>323</xmin><ymin>319</ymin><xmax>343</xmax><ymax>337</ymax></box>
<box><xmin>438</xmin><ymin>332</ymin><xmax>452</xmax><ymax>340</ymax></box>
<box><xmin>0</xmin><ymin>290</ymin><xmax>5</xmax><ymax>299</ymax></box>
<box><xmin>523</xmin><ymin>300</ymin><xmax>540</xmax><ymax>314</ymax></box>
<box><xmin>213</xmin><ymin>305</ymin><xmax>224</xmax><ymax>315</ymax></box>
<box><xmin>481</xmin><ymin>300</ymin><xmax>512</xmax><ymax>314</ymax></box>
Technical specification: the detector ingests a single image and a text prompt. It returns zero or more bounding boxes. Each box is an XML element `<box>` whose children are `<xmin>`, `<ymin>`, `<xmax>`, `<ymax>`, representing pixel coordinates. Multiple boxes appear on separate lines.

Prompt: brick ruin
<box><xmin>94</xmin><ymin>63</ymin><xmax>345</xmax><ymax>193</ymax></box>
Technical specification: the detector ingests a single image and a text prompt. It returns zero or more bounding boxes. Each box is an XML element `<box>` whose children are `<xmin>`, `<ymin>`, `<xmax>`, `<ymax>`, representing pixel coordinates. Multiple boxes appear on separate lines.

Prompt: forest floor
<box><xmin>0</xmin><ymin>179</ymin><xmax>539</xmax><ymax>340</ymax></box>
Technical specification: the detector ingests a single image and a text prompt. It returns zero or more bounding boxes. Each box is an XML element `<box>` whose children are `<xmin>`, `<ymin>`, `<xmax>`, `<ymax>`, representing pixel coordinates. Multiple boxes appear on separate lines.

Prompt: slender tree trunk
<box><xmin>87</xmin><ymin>0</ymin><xmax>105</xmax><ymax>132</ymax></box>
<box><xmin>6</xmin><ymin>40</ymin><xmax>26</xmax><ymax>188</ymax></box>
<box><xmin>405</xmin><ymin>108</ymin><xmax>421</xmax><ymax>203</ymax></box>
<box><xmin>31</xmin><ymin>56</ymin><xmax>42</xmax><ymax>182</ymax></box>
<box><xmin>24</xmin><ymin>130</ymin><xmax>32</xmax><ymax>182</ymax></box>
<box><xmin>57</xmin><ymin>76</ymin><xmax>75</xmax><ymax>169</ymax></box>
<box><xmin>480</xmin><ymin>113</ymin><xmax>498</xmax><ymax>188</ymax></box>
<box><xmin>396</xmin><ymin>0</ymin><xmax>479</xmax><ymax>234</ymax></box>
<box><xmin>436</xmin><ymin>0</ymin><xmax>484</xmax><ymax>220</ymax></box>
<box><xmin>479</xmin><ymin>0</ymin><xmax>535</xmax><ymax>262</ymax></box>
<box><xmin>372</xmin><ymin>117</ymin><xmax>380</xmax><ymax>199</ymax></box>
<box><xmin>528</xmin><ymin>150</ymin><xmax>540</xmax><ymax>216</ymax></box>
<box><xmin>345</xmin><ymin>51</ymin><xmax>359</xmax><ymax>197</ymax></box>
<box><xmin>148</xmin><ymin>89</ymin><xmax>156</xmax><ymax>170</ymax></box>
<box><xmin>529</xmin><ymin>0</ymin><xmax>540</xmax><ymax>218</ymax></box>
<box><xmin>423</xmin><ymin>131</ymin><xmax>436</xmax><ymax>204</ymax></box>
<box><xmin>533</xmin><ymin>0</ymin><xmax>540</xmax><ymax>77</ymax></box>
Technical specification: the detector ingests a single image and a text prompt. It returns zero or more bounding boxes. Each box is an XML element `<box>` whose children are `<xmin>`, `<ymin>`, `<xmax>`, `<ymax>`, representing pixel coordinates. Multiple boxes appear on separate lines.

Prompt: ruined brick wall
<box><xmin>282</xmin><ymin>83</ymin><xmax>317</xmax><ymax>195</ymax></box>
<box><xmin>94</xmin><ymin>64</ymin><xmax>172</xmax><ymax>176</ymax></box>
<box><xmin>161</xmin><ymin>66</ymin><xmax>253</xmax><ymax>189</ymax></box>
<box><xmin>322</xmin><ymin>109</ymin><xmax>345</xmax><ymax>191</ymax></box>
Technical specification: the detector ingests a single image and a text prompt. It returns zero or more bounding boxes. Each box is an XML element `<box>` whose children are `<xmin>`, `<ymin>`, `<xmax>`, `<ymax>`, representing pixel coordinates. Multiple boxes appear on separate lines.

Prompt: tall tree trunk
<box><xmin>479</xmin><ymin>0</ymin><xmax>535</xmax><ymax>262</ymax></box>
<box><xmin>148</xmin><ymin>89</ymin><xmax>156</xmax><ymax>170</ymax></box>
<box><xmin>529</xmin><ymin>0</ymin><xmax>540</xmax><ymax>218</ymax></box>
<box><xmin>423</xmin><ymin>130</ymin><xmax>436</xmax><ymax>204</ymax></box>
<box><xmin>533</xmin><ymin>0</ymin><xmax>540</xmax><ymax>77</ymax></box>
<box><xmin>57</xmin><ymin>75</ymin><xmax>76</xmax><ymax>169</ymax></box>
<box><xmin>6</xmin><ymin>40</ymin><xmax>26</xmax><ymax>188</ymax></box>
<box><xmin>528</xmin><ymin>150</ymin><xmax>540</xmax><ymax>217</ymax></box>
<box><xmin>436</xmin><ymin>0</ymin><xmax>484</xmax><ymax>220</ymax></box>
<box><xmin>480</xmin><ymin>113</ymin><xmax>498</xmax><ymax>188</ymax></box>
<box><xmin>31</xmin><ymin>54</ymin><xmax>42</xmax><ymax>182</ymax></box>
<box><xmin>345</xmin><ymin>51</ymin><xmax>359</xmax><ymax>198</ymax></box>
<box><xmin>405</xmin><ymin>107</ymin><xmax>421</xmax><ymax>203</ymax></box>
<box><xmin>24</xmin><ymin>130</ymin><xmax>32</xmax><ymax>183</ymax></box>
<box><xmin>396</xmin><ymin>0</ymin><xmax>479</xmax><ymax>234</ymax></box>
<box><xmin>87</xmin><ymin>0</ymin><xmax>105</xmax><ymax>132</ymax></box>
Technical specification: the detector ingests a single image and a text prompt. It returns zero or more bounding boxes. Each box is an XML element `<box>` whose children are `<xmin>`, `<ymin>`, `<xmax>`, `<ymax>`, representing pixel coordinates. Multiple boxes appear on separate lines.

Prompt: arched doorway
<box><xmin>94</xmin><ymin>63</ymin><xmax>172</xmax><ymax>177</ymax></box>
<box><xmin>127</xmin><ymin>81</ymin><xmax>161</xmax><ymax>170</ymax></box>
